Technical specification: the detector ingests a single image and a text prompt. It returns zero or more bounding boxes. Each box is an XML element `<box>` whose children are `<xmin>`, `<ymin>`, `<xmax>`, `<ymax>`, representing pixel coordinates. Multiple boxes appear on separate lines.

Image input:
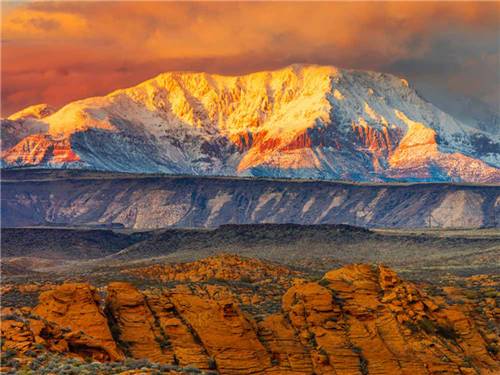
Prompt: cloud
<box><xmin>1</xmin><ymin>2</ymin><xmax>499</xmax><ymax>116</ymax></box>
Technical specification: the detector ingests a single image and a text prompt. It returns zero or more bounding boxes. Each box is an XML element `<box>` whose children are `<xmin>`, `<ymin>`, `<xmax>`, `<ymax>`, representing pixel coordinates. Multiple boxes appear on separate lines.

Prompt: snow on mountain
<box><xmin>2</xmin><ymin>64</ymin><xmax>499</xmax><ymax>182</ymax></box>
<box><xmin>1</xmin><ymin>104</ymin><xmax>54</xmax><ymax>151</ymax></box>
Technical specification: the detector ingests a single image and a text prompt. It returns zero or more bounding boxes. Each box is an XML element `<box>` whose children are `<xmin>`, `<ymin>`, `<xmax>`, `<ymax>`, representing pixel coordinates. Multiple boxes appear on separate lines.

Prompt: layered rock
<box><xmin>105</xmin><ymin>282</ymin><xmax>174</xmax><ymax>363</ymax></box>
<box><xmin>167</xmin><ymin>284</ymin><xmax>274</xmax><ymax>374</ymax></box>
<box><xmin>32</xmin><ymin>283</ymin><xmax>123</xmax><ymax>361</ymax></box>
<box><xmin>124</xmin><ymin>254</ymin><xmax>300</xmax><ymax>283</ymax></box>
<box><xmin>2</xmin><ymin>260</ymin><xmax>498</xmax><ymax>374</ymax></box>
<box><xmin>3</xmin><ymin>171</ymin><xmax>499</xmax><ymax>229</ymax></box>
<box><xmin>2</xmin><ymin>134</ymin><xmax>81</xmax><ymax>166</ymax></box>
<box><xmin>145</xmin><ymin>292</ymin><xmax>212</xmax><ymax>369</ymax></box>
<box><xmin>257</xmin><ymin>314</ymin><xmax>314</xmax><ymax>373</ymax></box>
<box><xmin>0</xmin><ymin>306</ymin><xmax>118</xmax><ymax>361</ymax></box>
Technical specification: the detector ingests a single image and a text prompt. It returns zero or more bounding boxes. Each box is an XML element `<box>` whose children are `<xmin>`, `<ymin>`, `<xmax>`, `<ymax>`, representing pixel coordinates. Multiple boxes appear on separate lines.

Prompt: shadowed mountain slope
<box><xmin>2</xmin><ymin>170</ymin><xmax>498</xmax><ymax>229</ymax></box>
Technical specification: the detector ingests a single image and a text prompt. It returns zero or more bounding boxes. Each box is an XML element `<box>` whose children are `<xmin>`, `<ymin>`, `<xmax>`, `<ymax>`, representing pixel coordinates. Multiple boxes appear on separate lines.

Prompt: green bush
<box><xmin>418</xmin><ymin>318</ymin><xmax>436</xmax><ymax>335</ymax></box>
<box><xmin>435</xmin><ymin>324</ymin><xmax>459</xmax><ymax>341</ymax></box>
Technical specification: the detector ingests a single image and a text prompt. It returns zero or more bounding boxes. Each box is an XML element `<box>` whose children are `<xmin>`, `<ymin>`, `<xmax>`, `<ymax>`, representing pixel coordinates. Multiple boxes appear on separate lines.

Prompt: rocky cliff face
<box><xmin>2</xmin><ymin>171</ymin><xmax>498</xmax><ymax>229</ymax></box>
<box><xmin>2</xmin><ymin>256</ymin><xmax>499</xmax><ymax>374</ymax></box>
<box><xmin>2</xmin><ymin>65</ymin><xmax>499</xmax><ymax>182</ymax></box>
<box><xmin>33</xmin><ymin>283</ymin><xmax>124</xmax><ymax>361</ymax></box>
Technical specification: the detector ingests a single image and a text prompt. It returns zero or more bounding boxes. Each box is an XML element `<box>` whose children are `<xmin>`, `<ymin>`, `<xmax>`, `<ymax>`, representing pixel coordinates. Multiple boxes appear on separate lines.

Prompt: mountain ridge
<box><xmin>2</xmin><ymin>64</ymin><xmax>499</xmax><ymax>182</ymax></box>
<box><xmin>2</xmin><ymin>170</ymin><xmax>498</xmax><ymax>229</ymax></box>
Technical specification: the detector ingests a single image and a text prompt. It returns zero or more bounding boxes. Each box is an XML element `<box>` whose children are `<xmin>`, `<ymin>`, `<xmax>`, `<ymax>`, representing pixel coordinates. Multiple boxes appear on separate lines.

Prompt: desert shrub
<box><xmin>484</xmin><ymin>290</ymin><xmax>497</xmax><ymax>298</ymax></box>
<box><xmin>486</xmin><ymin>344</ymin><xmax>498</xmax><ymax>356</ymax></box>
<box><xmin>184</xmin><ymin>366</ymin><xmax>202</xmax><ymax>374</ymax></box>
<box><xmin>2</xmin><ymin>348</ymin><xmax>18</xmax><ymax>360</ymax></box>
<box><xmin>351</xmin><ymin>345</ymin><xmax>362</xmax><ymax>354</ymax></box>
<box><xmin>359</xmin><ymin>355</ymin><xmax>369</xmax><ymax>375</ymax></box>
<box><xmin>24</xmin><ymin>350</ymin><xmax>37</xmax><ymax>357</ymax></box>
<box><xmin>155</xmin><ymin>335</ymin><xmax>171</xmax><ymax>350</ymax></box>
<box><xmin>318</xmin><ymin>279</ymin><xmax>330</xmax><ymax>287</ymax></box>
<box><xmin>435</xmin><ymin>324</ymin><xmax>460</xmax><ymax>341</ymax></box>
<box><xmin>1</xmin><ymin>291</ymin><xmax>40</xmax><ymax>308</ymax></box>
<box><xmin>2</xmin><ymin>314</ymin><xmax>24</xmax><ymax>322</ymax></box>
<box><xmin>208</xmin><ymin>356</ymin><xmax>217</xmax><ymax>369</ymax></box>
<box><xmin>404</xmin><ymin>321</ymin><xmax>418</xmax><ymax>333</ymax></box>
<box><xmin>418</xmin><ymin>318</ymin><xmax>436</xmax><ymax>335</ymax></box>
<box><xmin>239</xmin><ymin>276</ymin><xmax>253</xmax><ymax>283</ymax></box>
<box><xmin>308</xmin><ymin>332</ymin><xmax>317</xmax><ymax>347</ymax></box>
<box><xmin>3</xmin><ymin>357</ymin><xmax>20</xmax><ymax>371</ymax></box>
<box><xmin>462</xmin><ymin>355</ymin><xmax>475</xmax><ymax>368</ymax></box>
<box><xmin>417</xmin><ymin>318</ymin><xmax>459</xmax><ymax>341</ymax></box>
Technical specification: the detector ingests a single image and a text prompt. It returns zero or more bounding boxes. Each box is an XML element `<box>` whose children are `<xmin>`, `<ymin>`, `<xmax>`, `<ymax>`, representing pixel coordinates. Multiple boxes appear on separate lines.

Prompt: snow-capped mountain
<box><xmin>2</xmin><ymin>64</ymin><xmax>499</xmax><ymax>182</ymax></box>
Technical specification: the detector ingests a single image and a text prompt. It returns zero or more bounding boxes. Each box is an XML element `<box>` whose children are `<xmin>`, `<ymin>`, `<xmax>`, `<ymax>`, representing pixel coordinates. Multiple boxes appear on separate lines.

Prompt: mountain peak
<box><xmin>7</xmin><ymin>103</ymin><xmax>55</xmax><ymax>121</ymax></box>
<box><xmin>1</xmin><ymin>65</ymin><xmax>499</xmax><ymax>182</ymax></box>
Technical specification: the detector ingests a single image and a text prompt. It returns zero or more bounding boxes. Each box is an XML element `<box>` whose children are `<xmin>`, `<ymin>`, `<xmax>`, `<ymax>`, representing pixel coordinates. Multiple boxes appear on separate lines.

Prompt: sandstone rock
<box><xmin>4</xmin><ymin>260</ymin><xmax>498</xmax><ymax>375</ymax></box>
<box><xmin>167</xmin><ymin>287</ymin><xmax>272</xmax><ymax>374</ymax></box>
<box><xmin>33</xmin><ymin>283</ymin><xmax>123</xmax><ymax>361</ymax></box>
<box><xmin>124</xmin><ymin>254</ymin><xmax>300</xmax><ymax>284</ymax></box>
<box><xmin>105</xmin><ymin>282</ymin><xmax>174</xmax><ymax>364</ymax></box>
<box><xmin>145</xmin><ymin>291</ymin><xmax>212</xmax><ymax>370</ymax></box>
<box><xmin>257</xmin><ymin>314</ymin><xmax>313</xmax><ymax>373</ymax></box>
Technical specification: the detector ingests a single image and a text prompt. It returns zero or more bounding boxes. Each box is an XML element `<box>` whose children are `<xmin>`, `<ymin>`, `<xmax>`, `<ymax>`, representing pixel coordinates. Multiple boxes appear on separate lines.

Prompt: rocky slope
<box><xmin>2</xmin><ymin>64</ymin><xmax>499</xmax><ymax>182</ymax></box>
<box><xmin>2</xmin><ymin>170</ymin><xmax>498</xmax><ymax>229</ymax></box>
<box><xmin>2</xmin><ymin>255</ymin><xmax>499</xmax><ymax>374</ymax></box>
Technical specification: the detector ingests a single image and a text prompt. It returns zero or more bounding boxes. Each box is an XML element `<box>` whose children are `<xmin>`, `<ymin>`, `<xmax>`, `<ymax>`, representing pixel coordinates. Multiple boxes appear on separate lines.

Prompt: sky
<box><xmin>1</xmin><ymin>1</ymin><xmax>499</xmax><ymax>120</ymax></box>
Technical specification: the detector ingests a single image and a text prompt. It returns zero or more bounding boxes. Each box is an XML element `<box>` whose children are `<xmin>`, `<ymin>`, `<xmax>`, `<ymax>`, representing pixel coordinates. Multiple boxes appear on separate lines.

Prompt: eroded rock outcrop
<box><xmin>145</xmin><ymin>291</ymin><xmax>212</xmax><ymax>370</ymax></box>
<box><xmin>2</xmin><ymin>259</ymin><xmax>498</xmax><ymax>375</ymax></box>
<box><xmin>124</xmin><ymin>254</ymin><xmax>300</xmax><ymax>284</ymax></box>
<box><xmin>32</xmin><ymin>283</ymin><xmax>123</xmax><ymax>361</ymax></box>
<box><xmin>281</xmin><ymin>264</ymin><xmax>498</xmax><ymax>374</ymax></box>
<box><xmin>167</xmin><ymin>285</ymin><xmax>272</xmax><ymax>374</ymax></box>
<box><xmin>105</xmin><ymin>282</ymin><xmax>174</xmax><ymax>364</ymax></box>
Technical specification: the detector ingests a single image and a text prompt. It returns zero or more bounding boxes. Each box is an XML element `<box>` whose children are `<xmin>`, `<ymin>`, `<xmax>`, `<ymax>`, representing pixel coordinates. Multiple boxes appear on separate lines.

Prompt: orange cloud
<box><xmin>2</xmin><ymin>2</ymin><xmax>499</xmax><ymax>116</ymax></box>
<box><xmin>3</xmin><ymin>8</ymin><xmax>87</xmax><ymax>39</ymax></box>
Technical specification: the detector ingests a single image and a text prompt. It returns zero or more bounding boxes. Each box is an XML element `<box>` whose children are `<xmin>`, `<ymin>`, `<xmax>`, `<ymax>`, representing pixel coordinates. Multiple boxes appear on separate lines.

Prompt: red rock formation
<box><xmin>124</xmin><ymin>254</ymin><xmax>300</xmax><ymax>284</ymax></box>
<box><xmin>144</xmin><ymin>291</ymin><xmax>212</xmax><ymax>370</ymax></box>
<box><xmin>105</xmin><ymin>282</ymin><xmax>174</xmax><ymax>364</ymax></box>
<box><xmin>33</xmin><ymin>283</ymin><xmax>123</xmax><ymax>361</ymax></box>
<box><xmin>167</xmin><ymin>287</ymin><xmax>272</xmax><ymax>374</ymax></box>
<box><xmin>2</xmin><ymin>259</ymin><xmax>498</xmax><ymax>374</ymax></box>
<box><xmin>257</xmin><ymin>314</ymin><xmax>314</xmax><ymax>373</ymax></box>
<box><xmin>3</xmin><ymin>134</ymin><xmax>80</xmax><ymax>166</ymax></box>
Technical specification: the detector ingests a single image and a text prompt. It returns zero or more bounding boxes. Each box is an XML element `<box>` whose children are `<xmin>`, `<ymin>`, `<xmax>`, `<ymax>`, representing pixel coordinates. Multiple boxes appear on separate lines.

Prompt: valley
<box><xmin>2</xmin><ymin>225</ymin><xmax>500</xmax><ymax>280</ymax></box>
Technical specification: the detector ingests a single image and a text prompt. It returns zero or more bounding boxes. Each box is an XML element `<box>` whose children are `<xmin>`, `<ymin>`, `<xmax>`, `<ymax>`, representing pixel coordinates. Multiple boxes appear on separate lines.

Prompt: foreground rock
<box><xmin>32</xmin><ymin>283</ymin><xmax>124</xmax><ymax>361</ymax></box>
<box><xmin>1</xmin><ymin>259</ymin><xmax>498</xmax><ymax>374</ymax></box>
<box><xmin>106</xmin><ymin>282</ymin><xmax>174</xmax><ymax>364</ymax></box>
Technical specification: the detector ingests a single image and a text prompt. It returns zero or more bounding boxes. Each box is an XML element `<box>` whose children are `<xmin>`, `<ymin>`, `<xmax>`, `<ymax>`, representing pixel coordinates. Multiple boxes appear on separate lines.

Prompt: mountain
<box><xmin>2</xmin><ymin>170</ymin><xmax>498</xmax><ymax>229</ymax></box>
<box><xmin>1</xmin><ymin>104</ymin><xmax>53</xmax><ymax>150</ymax></box>
<box><xmin>2</xmin><ymin>64</ymin><xmax>499</xmax><ymax>182</ymax></box>
<box><xmin>422</xmin><ymin>89</ymin><xmax>500</xmax><ymax>136</ymax></box>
